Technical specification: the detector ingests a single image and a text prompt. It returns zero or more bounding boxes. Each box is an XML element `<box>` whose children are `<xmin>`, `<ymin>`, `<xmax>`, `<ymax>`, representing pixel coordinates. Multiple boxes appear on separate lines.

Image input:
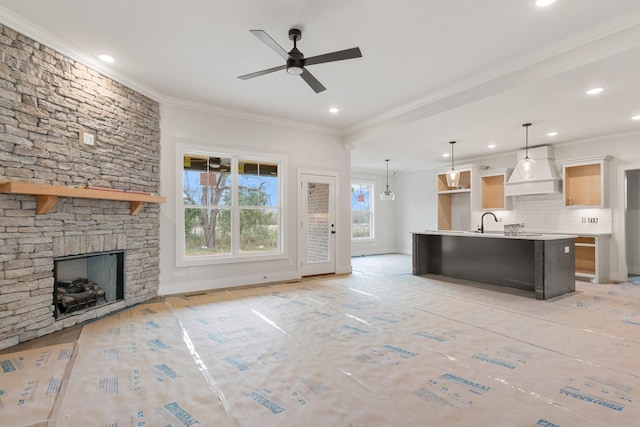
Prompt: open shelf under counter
<box><xmin>0</xmin><ymin>182</ymin><xmax>166</xmax><ymax>215</ymax></box>
<box><xmin>573</xmin><ymin>233</ymin><xmax>610</xmax><ymax>283</ymax></box>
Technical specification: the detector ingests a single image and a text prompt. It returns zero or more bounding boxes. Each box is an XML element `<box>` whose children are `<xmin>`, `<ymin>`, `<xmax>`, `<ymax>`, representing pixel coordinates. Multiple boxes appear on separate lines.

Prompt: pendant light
<box><xmin>380</xmin><ymin>159</ymin><xmax>395</xmax><ymax>201</ymax></box>
<box><xmin>516</xmin><ymin>123</ymin><xmax>536</xmax><ymax>180</ymax></box>
<box><xmin>446</xmin><ymin>141</ymin><xmax>460</xmax><ymax>187</ymax></box>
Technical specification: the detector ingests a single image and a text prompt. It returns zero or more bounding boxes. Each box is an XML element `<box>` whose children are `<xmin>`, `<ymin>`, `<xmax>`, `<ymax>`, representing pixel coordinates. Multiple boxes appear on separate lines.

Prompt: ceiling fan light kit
<box><xmin>286</xmin><ymin>66</ymin><xmax>303</xmax><ymax>75</ymax></box>
<box><xmin>238</xmin><ymin>28</ymin><xmax>362</xmax><ymax>93</ymax></box>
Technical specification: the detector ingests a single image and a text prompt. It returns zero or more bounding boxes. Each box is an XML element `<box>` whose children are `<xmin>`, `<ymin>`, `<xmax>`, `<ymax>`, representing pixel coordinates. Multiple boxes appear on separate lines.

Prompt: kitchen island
<box><xmin>412</xmin><ymin>231</ymin><xmax>577</xmax><ymax>300</ymax></box>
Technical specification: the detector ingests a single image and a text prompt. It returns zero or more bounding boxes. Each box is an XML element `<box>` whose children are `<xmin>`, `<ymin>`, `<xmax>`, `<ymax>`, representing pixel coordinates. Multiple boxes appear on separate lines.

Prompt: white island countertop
<box><xmin>412</xmin><ymin>230</ymin><xmax>578</xmax><ymax>241</ymax></box>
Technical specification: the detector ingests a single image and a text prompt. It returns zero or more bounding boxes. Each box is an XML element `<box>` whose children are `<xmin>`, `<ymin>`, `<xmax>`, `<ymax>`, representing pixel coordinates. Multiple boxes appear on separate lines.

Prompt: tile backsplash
<box><xmin>474</xmin><ymin>192</ymin><xmax>612</xmax><ymax>235</ymax></box>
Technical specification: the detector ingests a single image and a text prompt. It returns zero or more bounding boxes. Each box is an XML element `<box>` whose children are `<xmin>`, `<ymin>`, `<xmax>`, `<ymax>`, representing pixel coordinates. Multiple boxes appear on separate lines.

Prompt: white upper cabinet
<box><xmin>480</xmin><ymin>168</ymin><xmax>513</xmax><ymax>210</ymax></box>
<box><xmin>560</xmin><ymin>156</ymin><xmax>611</xmax><ymax>208</ymax></box>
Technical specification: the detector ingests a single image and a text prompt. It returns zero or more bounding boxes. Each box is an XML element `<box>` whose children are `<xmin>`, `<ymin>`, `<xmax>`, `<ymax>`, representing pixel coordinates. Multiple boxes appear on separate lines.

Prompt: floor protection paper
<box><xmin>0</xmin><ymin>343</ymin><xmax>74</xmax><ymax>427</ymax></box>
<box><xmin>2</xmin><ymin>254</ymin><xmax>639</xmax><ymax>426</ymax></box>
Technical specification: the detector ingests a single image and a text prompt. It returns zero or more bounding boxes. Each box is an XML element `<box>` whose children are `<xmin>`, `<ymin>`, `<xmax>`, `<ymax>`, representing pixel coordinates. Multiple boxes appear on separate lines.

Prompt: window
<box><xmin>351</xmin><ymin>182</ymin><xmax>374</xmax><ymax>240</ymax></box>
<box><xmin>181</xmin><ymin>150</ymin><xmax>282</xmax><ymax>264</ymax></box>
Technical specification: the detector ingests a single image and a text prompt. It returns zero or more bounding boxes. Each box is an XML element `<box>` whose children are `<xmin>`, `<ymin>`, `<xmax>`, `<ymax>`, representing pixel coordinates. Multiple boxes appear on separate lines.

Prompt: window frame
<box><xmin>351</xmin><ymin>180</ymin><xmax>375</xmax><ymax>241</ymax></box>
<box><xmin>176</xmin><ymin>143</ymin><xmax>287</xmax><ymax>267</ymax></box>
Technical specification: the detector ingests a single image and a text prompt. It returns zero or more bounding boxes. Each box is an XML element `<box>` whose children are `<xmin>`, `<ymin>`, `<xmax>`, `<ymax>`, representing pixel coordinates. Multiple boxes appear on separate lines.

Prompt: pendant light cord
<box><xmin>449</xmin><ymin>141</ymin><xmax>456</xmax><ymax>170</ymax></box>
<box><xmin>523</xmin><ymin>123</ymin><xmax>532</xmax><ymax>159</ymax></box>
<box><xmin>385</xmin><ymin>159</ymin><xmax>390</xmax><ymax>190</ymax></box>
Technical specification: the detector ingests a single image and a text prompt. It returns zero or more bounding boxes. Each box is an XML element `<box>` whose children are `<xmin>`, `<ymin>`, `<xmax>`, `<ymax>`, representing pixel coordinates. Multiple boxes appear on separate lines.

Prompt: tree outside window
<box><xmin>183</xmin><ymin>154</ymin><xmax>280</xmax><ymax>258</ymax></box>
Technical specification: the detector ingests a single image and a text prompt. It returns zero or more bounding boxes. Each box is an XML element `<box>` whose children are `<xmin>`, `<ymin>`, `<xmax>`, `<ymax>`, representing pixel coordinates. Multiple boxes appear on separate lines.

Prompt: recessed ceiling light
<box><xmin>547</xmin><ymin>131</ymin><xmax>558</xmax><ymax>137</ymax></box>
<box><xmin>586</xmin><ymin>87</ymin><xmax>604</xmax><ymax>95</ymax></box>
<box><xmin>329</xmin><ymin>107</ymin><xmax>339</xmax><ymax>114</ymax></box>
<box><xmin>488</xmin><ymin>144</ymin><xmax>496</xmax><ymax>149</ymax></box>
<box><xmin>443</xmin><ymin>153</ymin><xmax>450</xmax><ymax>158</ymax></box>
<box><xmin>536</xmin><ymin>0</ymin><xmax>556</xmax><ymax>6</ymax></box>
<box><xmin>98</xmin><ymin>54</ymin><xmax>115</xmax><ymax>63</ymax></box>
<box><xmin>632</xmin><ymin>115</ymin><xmax>640</xmax><ymax>121</ymax></box>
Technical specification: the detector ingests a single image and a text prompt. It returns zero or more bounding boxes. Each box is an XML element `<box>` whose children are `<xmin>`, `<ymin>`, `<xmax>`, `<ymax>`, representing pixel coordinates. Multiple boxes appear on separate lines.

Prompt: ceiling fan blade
<box><xmin>305</xmin><ymin>47</ymin><xmax>362</xmax><ymax>66</ymax></box>
<box><xmin>238</xmin><ymin>64</ymin><xmax>286</xmax><ymax>80</ymax></box>
<box><xmin>300</xmin><ymin>68</ymin><xmax>326</xmax><ymax>93</ymax></box>
<box><xmin>250</xmin><ymin>29</ymin><xmax>290</xmax><ymax>60</ymax></box>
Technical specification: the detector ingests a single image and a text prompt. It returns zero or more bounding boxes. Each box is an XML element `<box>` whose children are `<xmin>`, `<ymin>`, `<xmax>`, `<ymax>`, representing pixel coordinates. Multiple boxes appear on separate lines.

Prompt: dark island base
<box><xmin>412</xmin><ymin>233</ymin><xmax>576</xmax><ymax>300</ymax></box>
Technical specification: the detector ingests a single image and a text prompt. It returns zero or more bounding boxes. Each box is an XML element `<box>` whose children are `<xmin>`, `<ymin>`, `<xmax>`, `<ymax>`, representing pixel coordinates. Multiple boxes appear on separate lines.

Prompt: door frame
<box><xmin>616</xmin><ymin>163</ymin><xmax>640</xmax><ymax>281</ymax></box>
<box><xmin>298</xmin><ymin>169</ymin><xmax>340</xmax><ymax>276</ymax></box>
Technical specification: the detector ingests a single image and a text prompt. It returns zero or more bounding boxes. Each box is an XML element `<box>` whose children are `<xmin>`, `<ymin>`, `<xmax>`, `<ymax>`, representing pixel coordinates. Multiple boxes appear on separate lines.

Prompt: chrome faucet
<box><xmin>479</xmin><ymin>212</ymin><xmax>498</xmax><ymax>233</ymax></box>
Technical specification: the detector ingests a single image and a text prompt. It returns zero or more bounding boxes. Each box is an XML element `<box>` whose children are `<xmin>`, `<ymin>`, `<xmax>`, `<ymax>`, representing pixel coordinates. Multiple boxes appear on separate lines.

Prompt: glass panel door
<box><xmin>300</xmin><ymin>174</ymin><xmax>336</xmax><ymax>275</ymax></box>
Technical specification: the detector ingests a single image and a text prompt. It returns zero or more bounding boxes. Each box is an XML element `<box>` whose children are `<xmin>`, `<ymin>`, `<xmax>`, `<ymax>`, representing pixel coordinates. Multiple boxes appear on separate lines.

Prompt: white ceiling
<box><xmin>1</xmin><ymin>0</ymin><xmax>639</xmax><ymax>173</ymax></box>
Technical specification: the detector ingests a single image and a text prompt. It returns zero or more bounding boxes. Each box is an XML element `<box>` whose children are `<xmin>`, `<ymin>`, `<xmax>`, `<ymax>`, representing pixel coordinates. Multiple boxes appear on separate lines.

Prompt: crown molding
<box><xmin>0</xmin><ymin>6</ymin><xmax>167</xmax><ymax>103</ymax></box>
<box><xmin>161</xmin><ymin>96</ymin><xmax>342</xmax><ymax>137</ymax></box>
<box><xmin>0</xmin><ymin>6</ymin><xmax>342</xmax><ymax>138</ymax></box>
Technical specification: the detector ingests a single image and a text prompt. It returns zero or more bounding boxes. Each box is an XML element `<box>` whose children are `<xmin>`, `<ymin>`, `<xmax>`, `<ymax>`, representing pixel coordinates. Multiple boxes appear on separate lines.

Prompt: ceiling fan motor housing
<box><xmin>288</xmin><ymin>28</ymin><xmax>302</xmax><ymax>42</ymax></box>
<box><xmin>286</xmin><ymin>49</ymin><xmax>304</xmax><ymax>75</ymax></box>
<box><xmin>286</xmin><ymin>29</ymin><xmax>304</xmax><ymax>74</ymax></box>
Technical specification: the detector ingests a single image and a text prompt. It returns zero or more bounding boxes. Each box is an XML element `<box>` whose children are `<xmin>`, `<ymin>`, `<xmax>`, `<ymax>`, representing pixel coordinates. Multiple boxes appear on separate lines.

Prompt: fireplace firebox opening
<box><xmin>53</xmin><ymin>251</ymin><xmax>124</xmax><ymax>319</ymax></box>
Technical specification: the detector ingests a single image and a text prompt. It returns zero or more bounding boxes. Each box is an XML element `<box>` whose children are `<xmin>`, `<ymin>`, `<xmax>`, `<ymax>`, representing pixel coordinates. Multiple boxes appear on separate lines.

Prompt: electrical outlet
<box><xmin>565</xmin><ymin>246</ymin><xmax>570</xmax><ymax>254</ymax></box>
<box><xmin>189</xmin><ymin>267</ymin><xmax>196</xmax><ymax>276</ymax></box>
<box><xmin>80</xmin><ymin>129</ymin><xmax>95</xmax><ymax>146</ymax></box>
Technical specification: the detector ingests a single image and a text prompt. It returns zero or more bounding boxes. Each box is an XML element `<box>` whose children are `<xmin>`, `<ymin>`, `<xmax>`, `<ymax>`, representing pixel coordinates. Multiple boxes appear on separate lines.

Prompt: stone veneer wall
<box><xmin>0</xmin><ymin>24</ymin><xmax>162</xmax><ymax>350</ymax></box>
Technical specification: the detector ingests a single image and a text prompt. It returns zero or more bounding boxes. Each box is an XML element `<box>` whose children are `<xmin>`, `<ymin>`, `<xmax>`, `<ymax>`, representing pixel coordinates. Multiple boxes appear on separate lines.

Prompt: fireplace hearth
<box><xmin>53</xmin><ymin>251</ymin><xmax>124</xmax><ymax>319</ymax></box>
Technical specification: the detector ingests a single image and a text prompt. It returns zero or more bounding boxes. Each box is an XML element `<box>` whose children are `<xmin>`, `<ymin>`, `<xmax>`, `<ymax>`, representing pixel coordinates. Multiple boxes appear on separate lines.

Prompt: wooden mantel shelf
<box><xmin>0</xmin><ymin>182</ymin><xmax>166</xmax><ymax>215</ymax></box>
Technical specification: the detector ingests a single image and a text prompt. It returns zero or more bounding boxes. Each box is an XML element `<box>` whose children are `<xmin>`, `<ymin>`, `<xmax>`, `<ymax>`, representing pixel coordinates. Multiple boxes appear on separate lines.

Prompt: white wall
<box><xmin>394</xmin><ymin>168</ymin><xmax>440</xmax><ymax>254</ymax></box>
<box><xmin>393</xmin><ymin>132</ymin><xmax>640</xmax><ymax>282</ymax></box>
<box><xmin>159</xmin><ymin>104</ymin><xmax>352</xmax><ymax>295</ymax></box>
<box><xmin>627</xmin><ymin>170</ymin><xmax>640</xmax><ymax>275</ymax></box>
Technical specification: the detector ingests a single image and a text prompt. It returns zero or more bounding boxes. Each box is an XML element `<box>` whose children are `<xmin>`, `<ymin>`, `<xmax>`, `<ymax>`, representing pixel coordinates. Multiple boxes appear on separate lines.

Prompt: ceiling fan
<box><xmin>238</xmin><ymin>28</ymin><xmax>362</xmax><ymax>93</ymax></box>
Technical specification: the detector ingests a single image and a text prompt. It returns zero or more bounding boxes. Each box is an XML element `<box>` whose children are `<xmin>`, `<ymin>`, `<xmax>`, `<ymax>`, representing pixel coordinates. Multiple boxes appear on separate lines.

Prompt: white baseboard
<box><xmin>159</xmin><ymin>271</ymin><xmax>303</xmax><ymax>296</ymax></box>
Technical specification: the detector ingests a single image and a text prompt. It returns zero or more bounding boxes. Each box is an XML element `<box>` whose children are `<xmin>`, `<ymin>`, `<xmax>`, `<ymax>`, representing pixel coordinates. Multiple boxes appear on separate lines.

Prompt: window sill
<box><xmin>177</xmin><ymin>252</ymin><xmax>287</xmax><ymax>267</ymax></box>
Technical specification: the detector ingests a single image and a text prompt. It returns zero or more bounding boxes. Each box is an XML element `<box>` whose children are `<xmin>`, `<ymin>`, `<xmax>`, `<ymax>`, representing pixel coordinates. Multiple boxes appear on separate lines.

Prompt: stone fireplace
<box><xmin>0</xmin><ymin>23</ymin><xmax>162</xmax><ymax>350</ymax></box>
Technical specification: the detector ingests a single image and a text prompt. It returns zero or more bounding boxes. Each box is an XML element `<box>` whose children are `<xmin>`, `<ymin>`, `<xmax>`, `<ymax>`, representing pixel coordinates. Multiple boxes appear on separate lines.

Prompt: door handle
<box><xmin>331</xmin><ymin>230</ymin><xmax>336</xmax><ymax>234</ymax></box>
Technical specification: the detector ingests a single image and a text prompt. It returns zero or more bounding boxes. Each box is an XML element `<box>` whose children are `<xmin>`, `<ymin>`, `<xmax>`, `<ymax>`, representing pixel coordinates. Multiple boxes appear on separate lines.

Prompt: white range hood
<box><xmin>504</xmin><ymin>145</ymin><xmax>561</xmax><ymax>196</ymax></box>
